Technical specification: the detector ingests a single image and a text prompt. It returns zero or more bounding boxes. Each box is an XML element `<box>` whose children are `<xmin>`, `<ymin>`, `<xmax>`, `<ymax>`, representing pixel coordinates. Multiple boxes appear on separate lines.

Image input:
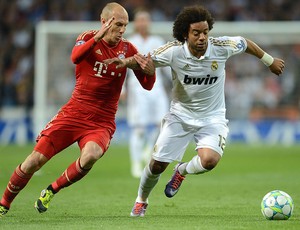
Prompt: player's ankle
<box><xmin>0</xmin><ymin>200</ymin><xmax>10</xmax><ymax>209</ymax></box>
<box><xmin>136</xmin><ymin>197</ymin><xmax>148</xmax><ymax>203</ymax></box>
<box><xmin>47</xmin><ymin>184</ymin><xmax>57</xmax><ymax>194</ymax></box>
<box><xmin>177</xmin><ymin>162</ymin><xmax>188</xmax><ymax>176</ymax></box>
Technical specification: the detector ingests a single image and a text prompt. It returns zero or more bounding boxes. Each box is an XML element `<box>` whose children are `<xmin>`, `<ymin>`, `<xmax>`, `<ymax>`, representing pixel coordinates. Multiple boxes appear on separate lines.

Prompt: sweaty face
<box><xmin>104</xmin><ymin>9</ymin><xmax>128</xmax><ymax>45</ymax></box>
<box><xmin>187</xmin><ymin>21</ymin><xmax>209</xmax><ymax>58</ymax></box>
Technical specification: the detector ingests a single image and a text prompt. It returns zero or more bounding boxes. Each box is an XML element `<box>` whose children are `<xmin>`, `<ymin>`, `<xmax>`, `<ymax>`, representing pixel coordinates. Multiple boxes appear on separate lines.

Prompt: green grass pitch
<box><xmin>0</xmin><ymin>143</ymin><xmax>299</xmax><ymax>229</ymax></box>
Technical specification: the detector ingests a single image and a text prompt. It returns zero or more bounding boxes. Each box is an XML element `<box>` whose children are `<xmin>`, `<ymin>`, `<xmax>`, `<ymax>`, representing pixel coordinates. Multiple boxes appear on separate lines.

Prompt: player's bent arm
<box><xmin>71</xmin><ymin>37</ymin><xmax>97</xmax><ymax>64</ymax></box>
<box><xmin>103</xmin><ymin>56</ymin><xmax>140</xmax><ymax>69</ymax></box>
<box><xmin>123</xmin><ymin>57</ymin><xmax>141</xmax><ymax>69</ymax></box>
<box><xmin>244</xmin><ymin>38</ymin><xmax>285</xmax><ymax>76</ymax></box>
<box><xmin>104</xmin><ymin>53</ymin><xmax>155</xmax><ymax>76</ymax></box>
<box><xmin>71</xmin><ymin>18</ymin><xmax>114</xmax><ymax>64</ymax></box>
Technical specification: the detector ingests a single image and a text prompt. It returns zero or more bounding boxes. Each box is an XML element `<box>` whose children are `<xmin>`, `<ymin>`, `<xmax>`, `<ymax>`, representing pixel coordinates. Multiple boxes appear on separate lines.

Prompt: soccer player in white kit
<box><xmin>105</xmin><ymin>5</ymin><xmax>285</xmax><ymax>217</ymax></box>
<box><xmin>125</xmin><ymin>9</ymin><xmax>170</xmax><ymax>178</ymax></box>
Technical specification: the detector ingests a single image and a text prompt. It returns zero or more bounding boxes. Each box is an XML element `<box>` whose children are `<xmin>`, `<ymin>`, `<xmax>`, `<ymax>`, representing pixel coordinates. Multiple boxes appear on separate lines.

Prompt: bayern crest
<box><xmin>117</xmin><ymin>51</ymin><xmax>126</xmax><ymax>59</ymax></box>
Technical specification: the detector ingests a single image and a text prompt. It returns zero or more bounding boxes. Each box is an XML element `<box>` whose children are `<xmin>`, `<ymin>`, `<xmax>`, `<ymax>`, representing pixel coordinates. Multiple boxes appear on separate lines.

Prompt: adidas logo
<box><xmin>95</xmin><ymin>49</ymin><xmax>102</xmax><ymax>55</ymax></box>
<box><xmin>183</xmin><ymin>64</ymin><xmax>190</xmax><ymax>70</ymax></box>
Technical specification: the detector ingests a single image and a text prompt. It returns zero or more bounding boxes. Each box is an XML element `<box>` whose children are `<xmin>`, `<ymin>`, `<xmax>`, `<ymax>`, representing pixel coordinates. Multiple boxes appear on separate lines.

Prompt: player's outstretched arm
<box><xmin>245</xmin><ymin>38</ymin><xmax>285</xmax><ymax>76</ymax></box>
<box><xmin>104</xmin><ymin>53</ymin><xmax>155</xmax><ymax>76</ymax></box>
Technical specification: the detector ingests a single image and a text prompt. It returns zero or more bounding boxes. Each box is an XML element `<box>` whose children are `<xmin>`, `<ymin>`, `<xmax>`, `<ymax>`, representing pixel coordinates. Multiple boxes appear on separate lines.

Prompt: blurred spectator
<box><xmin>0</xmin><ymin>0</ymin><xmax>299</xmax><ymax>121</ymax></box>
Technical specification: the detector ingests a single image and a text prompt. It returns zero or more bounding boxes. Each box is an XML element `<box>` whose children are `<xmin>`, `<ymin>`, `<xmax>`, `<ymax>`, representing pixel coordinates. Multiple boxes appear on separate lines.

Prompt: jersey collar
<box><xmin>183</xmin><ymin>40</ymin><xmax>211</xmax><ymax>61</ymax></box>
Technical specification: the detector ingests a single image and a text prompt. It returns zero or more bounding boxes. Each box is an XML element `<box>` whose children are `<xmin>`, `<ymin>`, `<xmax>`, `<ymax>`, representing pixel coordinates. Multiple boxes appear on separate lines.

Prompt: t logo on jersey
<box><xmin>183</xmin><ymin>74</ymin><xmax>218</xmax><ymax>85</ymax></box>
<box><xmin>93</xmin><ymin>61</ymin><xmax>122</xmax><ymax>78</ymax></box>
<box><xmin>94</xmin><ymin>61</ymin><xmax>105</xmax><ymax>77</ymax></box>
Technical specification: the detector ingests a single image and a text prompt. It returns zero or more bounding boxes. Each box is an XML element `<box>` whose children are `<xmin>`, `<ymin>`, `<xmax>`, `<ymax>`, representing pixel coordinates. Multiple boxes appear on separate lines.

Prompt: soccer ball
<box><xmin>261</xmin><ymin>190</ymin><xmax>294</xmax><ymax>220</ymax></box>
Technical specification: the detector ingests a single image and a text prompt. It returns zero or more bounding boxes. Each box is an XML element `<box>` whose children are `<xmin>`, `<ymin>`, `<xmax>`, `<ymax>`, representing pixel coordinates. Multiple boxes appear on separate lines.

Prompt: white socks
<box><xmin>135</xmin><ymin>155</ymin><xmax>208</xmax><ymax>203</ymax></box>
<box><xmin>137</xmin><ymin>165</ymin><xmax>160</xmax><ymax>202</ymax></box>
<box><xmin>178</xmin><ymin>155</ymin><xmax>208</xmax><ymax>175</ymax></box>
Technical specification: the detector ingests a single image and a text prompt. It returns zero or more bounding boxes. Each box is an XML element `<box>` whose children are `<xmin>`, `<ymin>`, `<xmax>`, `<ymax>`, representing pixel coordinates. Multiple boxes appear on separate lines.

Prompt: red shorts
<box><xmin>34</xmin><ymin>109</ymin><xmax>115</xmax><ymax>159</ymax></box>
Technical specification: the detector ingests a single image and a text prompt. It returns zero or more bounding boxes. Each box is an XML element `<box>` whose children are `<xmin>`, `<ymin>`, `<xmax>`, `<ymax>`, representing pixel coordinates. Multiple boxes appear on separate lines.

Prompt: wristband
<box><xmin>260</xmin><ymin>53</ymin><xmax>274</xmax><ymax>67</ymax></box>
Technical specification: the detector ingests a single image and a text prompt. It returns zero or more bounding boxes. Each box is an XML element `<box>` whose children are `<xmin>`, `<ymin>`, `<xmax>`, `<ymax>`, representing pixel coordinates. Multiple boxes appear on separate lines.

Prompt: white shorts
<box><xmin>152</xmin><ymin>113</ymin><xmax>229</xmax><ymax>163</ymax></box>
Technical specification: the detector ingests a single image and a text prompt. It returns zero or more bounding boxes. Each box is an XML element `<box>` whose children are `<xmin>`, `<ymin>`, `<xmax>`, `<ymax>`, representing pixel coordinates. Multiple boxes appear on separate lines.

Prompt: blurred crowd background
<box><xmin>0</xmin><ymin>0</ymin><xmax>300</xmax><ymax>120</ymax></box>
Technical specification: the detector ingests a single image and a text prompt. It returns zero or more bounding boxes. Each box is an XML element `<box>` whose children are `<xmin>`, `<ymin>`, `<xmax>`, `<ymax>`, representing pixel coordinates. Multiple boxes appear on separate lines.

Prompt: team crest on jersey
<box><xmin>117</xmin><ymin>51</ymin><xmax>126</xmax><ymax>59</ymax></box>
<box><xmin>75</xmin><ymin>40</ymin><xmax>85</xmax><ymax>46</ymax></box>
<box><xmin>183</xmin><ymin>64</ymin><xmax>190</xmax><ymax>70</ymax></box>
<box><xmin>211</xmin><ymin>61</ymin><xmax>218</xmax><ymax>71</ymax></box>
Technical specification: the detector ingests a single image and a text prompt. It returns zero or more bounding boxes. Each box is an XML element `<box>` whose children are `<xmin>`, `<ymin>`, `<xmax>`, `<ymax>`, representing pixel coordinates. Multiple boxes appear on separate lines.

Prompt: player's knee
<box><xmin>22</xmin><ymin>150</ymin><xmax>48</xmax><ymax>174</ymax></box>
<box><xmin>149</xmin><ymin>159</ymin><xmax>169</xmax><ymax>174</ymax></box>
<box><xmin>81</xmin><ymin>142</ymin><xmax>104</xmax><ymax>167</ymax></box>
<box><xmin>200</xmin><ymin>153</ymin><xmax>221</xmax><ymax>170</ymax></box>
<box><xmin>83</xmin><ymin>150</ymin><xmax>102</xmax><ymax>164</ymax></box>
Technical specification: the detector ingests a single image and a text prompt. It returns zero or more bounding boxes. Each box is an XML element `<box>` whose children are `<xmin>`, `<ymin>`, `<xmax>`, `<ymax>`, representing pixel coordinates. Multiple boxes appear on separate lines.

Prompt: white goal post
<box><xmin>34</xmin><ymin>21</ymin><xmax>300</xmax><ymax>142</ymax></box>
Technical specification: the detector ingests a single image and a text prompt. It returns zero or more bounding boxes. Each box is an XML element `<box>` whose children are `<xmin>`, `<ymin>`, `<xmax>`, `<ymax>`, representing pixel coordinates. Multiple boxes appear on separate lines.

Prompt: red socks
<box><xmin>0</xmin><ymin>165</ymin><xmax>33</xmax><ymax>209</ymax></box>
<box><xmin>51</xmin><ymin>159</ymin><xmax>90</xmax><ymax>193</ymax></box>
<box><xmin>0</xmin><ymin>159</ymin><xmax>90</xmax><ymax>209</ymax></box>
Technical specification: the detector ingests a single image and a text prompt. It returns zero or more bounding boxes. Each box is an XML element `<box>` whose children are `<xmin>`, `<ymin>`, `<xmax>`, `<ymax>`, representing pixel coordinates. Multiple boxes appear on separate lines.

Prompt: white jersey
<box><xmin>151</xmin><ymin>36</ymin><xmax>247</xmax><ymax>124</ymax></box>
<box><xmin>126</xmin><ymin>34</ymin><xmax>170</xmax><ymax>126</ymax></box>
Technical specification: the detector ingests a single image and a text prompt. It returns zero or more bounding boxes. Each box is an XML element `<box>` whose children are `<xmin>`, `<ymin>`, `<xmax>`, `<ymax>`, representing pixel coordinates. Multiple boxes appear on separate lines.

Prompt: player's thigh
<box><xmin>36</xmin><ymin>114</ymin><xmax>79</xmax><ymax>159</ymax></box>
<box><xmin>21</xmin><ymin>149</ymin><xmax>49</xmax><ymax>173</ymax></box>
<box><xmin>80</xmin><ymin>141</ymin><xmax>104</xmax><ymax>164</ymax></box>
<box><xmin>153</xmin><ymin>114</ymin><xmax>193</xmax><ymax>163</ymax></box>
<box><xmin>78</xmin><ymin>127</ymin><xmax>112</xmax><ymax>156</ymax></box>
<box><xmin>194</xmin><ymin>122</ymin><xmax>229</xmax><ymax>156</ymax></box>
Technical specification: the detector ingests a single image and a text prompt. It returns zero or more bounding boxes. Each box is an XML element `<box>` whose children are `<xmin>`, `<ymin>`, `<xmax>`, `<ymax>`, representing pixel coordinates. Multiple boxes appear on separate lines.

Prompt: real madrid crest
<box><xmin>211</xmin><ymin>61</ymin><xmax>218</xmax><ymax>71</ymax></box>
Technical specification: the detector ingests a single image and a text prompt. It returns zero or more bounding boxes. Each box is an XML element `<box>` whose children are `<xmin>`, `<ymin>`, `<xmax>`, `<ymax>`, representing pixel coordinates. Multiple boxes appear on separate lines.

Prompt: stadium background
<box><xmin>0</xmin><ymin>0</ymin><xmax>300</xmax><ymax>145</ymax></box>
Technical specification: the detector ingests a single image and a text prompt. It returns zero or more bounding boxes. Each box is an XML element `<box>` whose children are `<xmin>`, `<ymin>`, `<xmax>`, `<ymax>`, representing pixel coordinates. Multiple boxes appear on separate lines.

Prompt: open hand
<box><xmin>134</xmin><ymin>53</ymin><xmax>155</xmax><ymax>76</ymax></box>
<box><xmin>94</xmin><ymin>17</ymin><xmax>114</xmax><ymax>42</ymax></box>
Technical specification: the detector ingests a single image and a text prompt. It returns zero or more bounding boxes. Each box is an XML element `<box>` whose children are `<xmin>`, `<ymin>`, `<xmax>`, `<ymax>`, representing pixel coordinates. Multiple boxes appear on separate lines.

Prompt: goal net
<box><xmin>34</xmin><ymin>21</ymin><xmax>300</xmax><ymax>143</ymax></box>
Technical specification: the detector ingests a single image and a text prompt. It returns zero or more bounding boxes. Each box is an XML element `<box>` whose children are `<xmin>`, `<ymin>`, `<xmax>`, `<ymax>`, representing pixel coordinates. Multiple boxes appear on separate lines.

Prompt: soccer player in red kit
<box><xmin>0</xmin><ymin>2</ymin><xmax>155</xmax><ymax>217</ymax></box>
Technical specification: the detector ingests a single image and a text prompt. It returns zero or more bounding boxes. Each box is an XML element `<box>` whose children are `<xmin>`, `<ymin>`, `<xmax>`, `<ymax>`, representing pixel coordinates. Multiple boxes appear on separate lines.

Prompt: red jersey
<box><xmin>35</xmin><ymin>30</ymin><xmax>155</xmax><ymax>157</ymax></box>
<box><xmin>63</xmin><ymin>30</ymin><xmax>155</xmax><ymax>124</ymax></box>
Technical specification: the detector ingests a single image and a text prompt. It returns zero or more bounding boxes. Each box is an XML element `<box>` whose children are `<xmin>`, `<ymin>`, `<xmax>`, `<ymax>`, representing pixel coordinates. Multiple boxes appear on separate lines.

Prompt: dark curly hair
<box><xmin>173</xmin><ymin>5</ymin><xmax>215</xmax><ymax>43</ymax></box>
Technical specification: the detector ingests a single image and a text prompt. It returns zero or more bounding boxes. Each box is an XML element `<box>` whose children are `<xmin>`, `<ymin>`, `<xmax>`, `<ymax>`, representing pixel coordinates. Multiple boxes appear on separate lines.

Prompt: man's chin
<box><xmin>197</xmin><ymin>44</ymin><xmax>206</xmax><ymax>50</ymax></box>
<box><xmin>115</xmin><ymin>36</ymin><xmax>122</xmax><ymax>42</ymax></box>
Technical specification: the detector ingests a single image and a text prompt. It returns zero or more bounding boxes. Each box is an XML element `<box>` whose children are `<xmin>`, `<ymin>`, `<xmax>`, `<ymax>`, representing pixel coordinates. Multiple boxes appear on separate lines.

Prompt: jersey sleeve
<box><xmin>71</xmin><ymin>30</ymin><xmax>98</xmax><ymax>64</ymax></box>
<box><xmin>133</xmin><ymin>70</ymin><xmax>156</xmax><ymax>90</ymax></box>
<box><xmin>151</xmin><ymin>41</ymin><xmax>179</xmax><ymax>68</ymax></box>
<box><xmin>219</xmin><ymin>36</ymin><xmax>247</xmax><ymax>58</ymax></box>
